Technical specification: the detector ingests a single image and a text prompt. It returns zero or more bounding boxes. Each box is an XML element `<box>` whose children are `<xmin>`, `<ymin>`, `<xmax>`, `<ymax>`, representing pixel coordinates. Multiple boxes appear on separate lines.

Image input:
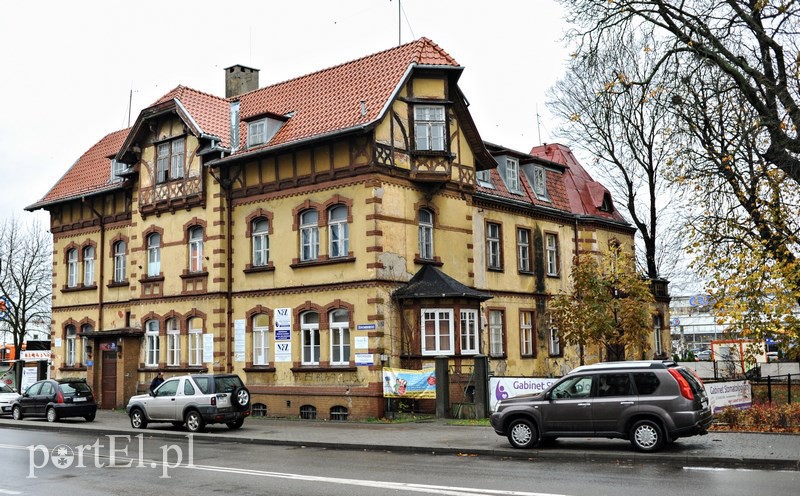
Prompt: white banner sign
<box><xmin>489</xmin><ymin>377</ymin><xmax>558</xmax><ymax>412</ymax></box>
<box><xmin>705</xmin><ymin>380</ymin><xmax>752</xmax><ymax>412</ymax></box>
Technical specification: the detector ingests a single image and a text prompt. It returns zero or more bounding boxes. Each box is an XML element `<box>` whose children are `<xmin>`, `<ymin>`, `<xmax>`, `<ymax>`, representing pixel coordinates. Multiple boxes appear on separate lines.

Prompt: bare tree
<box><xmin>0</xmin><ymin>217</ymin><xmax>52</xmax><ymax>379</ymax></box>
<box><xmin>548</xmin><ymin>29</ymin><xmax>687</xmax><ymax>283</ymax></box>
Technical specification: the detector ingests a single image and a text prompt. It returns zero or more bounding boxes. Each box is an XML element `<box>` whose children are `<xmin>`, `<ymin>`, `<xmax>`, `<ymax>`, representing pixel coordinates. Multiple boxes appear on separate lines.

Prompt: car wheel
<box><xmin>12</xmin><ymin>405</ymin><xmax>23</xmax><ymax>420</ymax></box>
<box><xmin>226</xmin><ymin>418</ymin><xmax>245</xmax><ymax>430</ymax></box>
<box><xmin>130</xmin><ymin>408</ymin><xmax>148</xmax><ymax>429</ymax></box>
<box><xmin>84</xmin><ymin>412</ymin><xmax>96</xmax><ymax>422</ymax></box>
<box><xmin>185</xmin><ymin>410</ymin><xmax>205</xmax><ymax>432</ymax></box>
<box><xmin>630</xmin><ymin>419</ymin><xmax>664</xmax><ymax>452</ymax></box>
<box><xmin>232</xmin><ymin>386</ymin><xmax>251</xmax><ymax>409</ymax></box>
<box><xmin>46</xmin><ymin>407</ymin><xmax>58</xmax><ymax>423</ymax></box>
<box><xmin>506</xmin><ymin>418</ymin><xmax>539</xmax><ymax>449</ymax></box>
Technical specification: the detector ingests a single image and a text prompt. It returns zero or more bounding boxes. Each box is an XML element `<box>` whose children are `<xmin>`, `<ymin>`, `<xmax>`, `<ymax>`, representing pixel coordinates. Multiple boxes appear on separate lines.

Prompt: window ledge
<box><xmin>106</xmin><ymin>280</ymin><xmax>130</xmax><ymax>288</ymax></box>
<box><xmin>290</xmin><ymin>256</ymin><xmax>355</xmax><ymax>269</ymax></box>
<box><xmin>489</xmin><ymin>355</ymin><xmax>507</xmax><ymax>360</ymax></box>
<box><xmin>290</xmin><ymin>366</ymin><xmax>358</xmax><ymax>373</ymax></box>
<box><xmin>517</xmin><ymin>270</ymin><xmax>534</xmax><ymax>276</ymax></box>
<box><xmin>244</xmin><ymin>366</ymin><xmax>277</xmax><ymax>373</ymax></box>
<box><xmin>180</xmin><ymin>271</ymin><xmax>209</xmax><ymax>280</ymax></box>
<box><xmin>158</xmin><ymin>366</ymin><xmax>208</xmax><ymax>373</ymax></box>
<box><xmin>139</xmin><ymin>275</ymin><xmax>165</xmax><ymax>283</ymax></box>
<box><xmin>60</xmin><ymin>366</ymin><xmax>88</xmax><ymax>372</ymax></box>
<box><xmin>410</xmin><ymin>150</ymin><xmax>454</xmax><ymax>159</ymax></box>
<box><xmin>414</xmin><ymin>257</ymin><xmax>443</xmax><ymax>267</ymax></box>
<box><xmin>244</xmin><ymin>264</ymin><xmax>275</xmax><ymax>274</ymax></box>
<box><xmin>61</xmin><ymin>284</ymin><xmax>97</xmax><ymax>293</ymax></box>
<box><xmin>487</xmin><ymin>267</ymin><xmax>504</xmax><ymax>273</ymax></box>
<box><xmin>546</xmin><ymin>273</ymin><xmax>561</xmax><ymax>279</ymax></box>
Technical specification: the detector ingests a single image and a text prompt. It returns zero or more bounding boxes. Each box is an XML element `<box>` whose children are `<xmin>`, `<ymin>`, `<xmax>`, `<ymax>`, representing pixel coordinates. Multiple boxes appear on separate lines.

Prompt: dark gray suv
<box><xmin>490</xmin><ymin>360</ymin><xmax>712</xmax><ymax>452</ymax></box>
<box><xmin>127</xmin><ymin>373</ymin><xmax>251</xmax><ymax>432</ymax></box>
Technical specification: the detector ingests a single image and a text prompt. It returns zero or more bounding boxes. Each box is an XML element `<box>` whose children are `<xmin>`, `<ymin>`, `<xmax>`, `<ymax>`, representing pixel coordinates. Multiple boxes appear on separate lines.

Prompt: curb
<box><xmin>2</xmin><ymin>419</ymin><xmax>798</xmax><ymax>472</ymax></box>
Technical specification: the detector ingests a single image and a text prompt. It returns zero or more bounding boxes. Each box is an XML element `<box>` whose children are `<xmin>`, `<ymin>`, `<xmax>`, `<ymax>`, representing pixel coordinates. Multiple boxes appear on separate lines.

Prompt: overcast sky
<box><xmin>0</xmin><ymin>0</ymin><xmax>570</xmax><ymax>226</ymax></box>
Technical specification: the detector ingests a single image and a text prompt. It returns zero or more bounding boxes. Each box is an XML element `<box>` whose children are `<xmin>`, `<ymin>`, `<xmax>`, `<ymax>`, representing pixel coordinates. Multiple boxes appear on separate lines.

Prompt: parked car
<box><xmin>11</xmin><ymin>378</ymin><xmax>97</xmax><ymax>422</ymax></box>
<box><xmin>126</xmin><ymin>373</ymin><xmax>251</xmax><ymax>432</ymax></box>
<box><xmin>0</xmin><ymin>383</ymin><xmax>20</xmax><ymax>416</ymax></box>
<box><xmin>695</xmin><ymin>349</ymin><xmax>712</xmax><ymax>361</ymax></box>
<box><xmin>490</xmin><ymin>360</ymin><xmax>712</xmax><ymax>452</ymax></box>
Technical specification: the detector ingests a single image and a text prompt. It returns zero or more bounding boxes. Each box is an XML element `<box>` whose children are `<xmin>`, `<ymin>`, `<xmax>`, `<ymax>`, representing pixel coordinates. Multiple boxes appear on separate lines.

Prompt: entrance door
<box><xmin>101</xmin><ymin>349</ymin><xmax>117</xmax><ymax>409</ymax></box>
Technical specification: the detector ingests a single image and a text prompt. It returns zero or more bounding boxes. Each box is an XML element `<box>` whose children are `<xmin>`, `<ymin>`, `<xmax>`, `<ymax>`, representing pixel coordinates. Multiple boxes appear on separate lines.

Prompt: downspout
<box><xmin>573</xmin><ymin>217</ymin><xmax>584</xmax><ymax>365</ymax></box>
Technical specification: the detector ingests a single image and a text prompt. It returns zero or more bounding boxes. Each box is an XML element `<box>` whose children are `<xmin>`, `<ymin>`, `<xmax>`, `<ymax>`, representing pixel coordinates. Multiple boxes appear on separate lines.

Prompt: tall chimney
<box><xmin>225</xmin><ymin>64</ymin><xmax>260</xmax><ymax>98</ymax></box>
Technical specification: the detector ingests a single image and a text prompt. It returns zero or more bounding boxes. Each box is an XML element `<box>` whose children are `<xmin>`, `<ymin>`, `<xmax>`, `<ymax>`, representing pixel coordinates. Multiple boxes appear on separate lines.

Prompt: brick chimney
<box><xmin>225</xmin><ymin>64</ymin><xmax>260</xmax><ymax>98</ymax></box>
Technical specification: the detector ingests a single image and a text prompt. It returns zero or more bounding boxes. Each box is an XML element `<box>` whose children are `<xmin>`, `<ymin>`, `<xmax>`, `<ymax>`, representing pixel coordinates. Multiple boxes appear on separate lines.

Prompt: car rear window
<box><xmin>214</xmin><ymin>376</ymin><xmax>244</xmax><ymax>393</ymax></box>
<box><xmin>59</xmin><ymin>382</ymin><xmax>91</xmax><ymax>394</ymax></box>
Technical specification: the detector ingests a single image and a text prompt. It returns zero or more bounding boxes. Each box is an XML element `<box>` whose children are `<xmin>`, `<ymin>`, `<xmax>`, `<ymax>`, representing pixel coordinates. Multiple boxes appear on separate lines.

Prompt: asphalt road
<box><xmin>1</xmin><ymin>428</ymin><xmax>797</xmax><ymax>496</ymax></box>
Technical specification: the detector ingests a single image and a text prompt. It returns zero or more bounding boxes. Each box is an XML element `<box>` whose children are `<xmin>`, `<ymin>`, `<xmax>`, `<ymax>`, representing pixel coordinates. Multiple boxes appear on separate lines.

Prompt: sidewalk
<box><xmin>1</xmin><ymin>410</ymin><xmax>798</xmax><ymax>471</ymax></box>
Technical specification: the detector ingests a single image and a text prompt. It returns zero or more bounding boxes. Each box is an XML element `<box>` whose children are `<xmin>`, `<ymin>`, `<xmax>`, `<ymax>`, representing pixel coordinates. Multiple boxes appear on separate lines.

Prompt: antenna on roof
<box><xmin>536</xmin><ymin>104</ymin><xmax>542</xmax><ymax>145</ymax></box>
<box><xmin>128</xmin><ymin>88</ymin><xmax>133</xmax><ymax>128</ymax></box>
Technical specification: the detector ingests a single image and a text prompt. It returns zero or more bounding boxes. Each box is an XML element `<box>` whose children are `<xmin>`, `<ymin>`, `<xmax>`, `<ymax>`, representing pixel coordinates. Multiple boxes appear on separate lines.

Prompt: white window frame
<box><xmin>166</xmin><ymin>318</ymin><xmax>180</xmax><ymax>367</ymax></box>
<box><xmin>189</xmin><ymin>320</ymin><xmax>203</xmax><ymax>366</ymax></box>
<box><xmin>65</xmin><ymin>325</ymin><xmax>77</xmax><ymax>366</ymax></box>
<box><xmin>505</xmin><ymin>158</ymin><xmax>520</xmax><ymax>192</ymax></box>
<box><xmin>301</xmin><ymin>312</ymin><xmax>320</xmax><ymax>365</ymax></box>
<box><xmin>460</xmin><ymin>309</ymin><xmax>478</xmax><ymax>355</ymax></box>
<box><xmin>414</xmin><ymin>105</ymin><xmax>446</xmax><ymax>151</ymax></box>
<box><xmin>83</xmin><ymin>246</ymin><xmax>95</xmax><ymax>286</ymax></box>
<box><xmin>248</xmin><ymin>119</ymin><xmax>266</xmax><ymax>147</ymax></box>
<box><xmin>546</xmin><ymin>233</ymin><xmax>559</xmax><ymax>276</ymax></box>
<box><xmin>520</xmin><ymin>311</ymin><xmax>534</xmax><ymax>357</ymax></box>
<box><xmin>532</xmin><ymin>166</ymin><xmax>548</xmax><ymax>200</ymax></box>
<box><xmin>67</xmin><ymin>249</ymin><xmax>78</xmax><ymax>288</ymax></box>
<box><xmin>113</xmin><ymin>241</ymin><xmax>126</xmax><ymax>282</ymax></box>
<box><xmin>476</xmin><ymin>169</ymin><xmax>493</xmax><ymax>188</ymax></box>
<box><xmin>145</xmin><ymin>320</ymin><xmax>160</xmax><ymax>367</ymax></box>
<box><xmin>489</xmin><ymin>309</ymin><xmax>505</xmax><ymax>357</ymax></box>
<box><xmin>329</xmin><ymin>309</ymin><xmax>350</xmax><ymax>366</ymax></box>
<box><xmin>418</xmin><ymin>209</ymin><xmax>434</xmax><ymax>260</ymax></box>
<box><xmin>549</xmin><ymin>316</ymin><xmax>561</xmax><ymax>356</ymax></box>
<box><xmin>300</xmin><ymin>210</ymin><xmax>319</xmax><ymax>262</ymax></box>
<box><xmin>156</xmin><ymin>142</ymin><xmax>170</xmax><ymax>183</ymax></box>
<box><xmin>170</xmin><ymin>138</ymin><xmax>185</xmax><ymax>180</ymax></box>
<box><xmin>253</xmin><ymin>314</ymin><xmax>269</xmax><ymax>366</ymax></box>
<box><xmin>517</xmin><ymin>228</ymin><xmax>531</xmax><ymax>272</ymax></box>
<box><xmin>421</xmin><ymin>309</ymin><xmax>454</xmax><ymax>356</ymax></box>
<box><xmin>328</xmin><ymin>205</ymin><xmax>349</xmax><ymax>258</ymax></box>
<box><xmin>189</xmin><ymin>227</ymin><xmax>204</xmax><ymax>273</ymax></box>
<box><xmin>653</xmin><ymin>315</ymin><xmax>664</xmax><ymax>356</ymax></box>
<box><xmin>252</xmin><ymin>218</ymin><xmax>269</xmax><ymax>267</ymax></box>
<box><xmin>147</xmin><ymin>233</ymin><xmax>161</xmax><ymax>277</ymax></box>
<box><xmin>110</xmin><ymin>159</ymin><xmax>127</xmax><ymax>183</ymax></box>
<box><xmin>487</xmin><ymin>222</ymin><xmax>502</xmax><ymax>270</ymax></box>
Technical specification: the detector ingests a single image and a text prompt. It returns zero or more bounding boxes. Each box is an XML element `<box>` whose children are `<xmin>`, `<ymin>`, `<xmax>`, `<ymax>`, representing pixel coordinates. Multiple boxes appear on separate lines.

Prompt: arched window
<box><xmin>66</xmin><ymin>249</ymin><xmax>78</xmax><ymax>287</ymax></box>
<box><xmin>252</xmin><ymin>218</ymin><xmax>269</xmax><ymax>267</ymax></box>
<box><xmin>113</xmin><ymin>241</ymin><xmax>127</xmax><ymax>282</ymax></box>
<box><xmin>653</xmin><ymin>315</ymin><xmax>664</xmax><ymax>356</ymax></box>
<box><xmin>81</xmin><ymin>324</ymin><xmax>93</xmax><ymax>364</ymax></box>
<box><xmin>82</xmin><ymin>246</ymin><xmax>95</xmax><ymax>286</ymax></box>
<box><xmin>329</xmin><ymin>309</ymin><xmax>350</xmax><ymax>365</ymax></box>
<box><xmin>188</xmin><ymin>227</ymin><xmax>204</xmax><ymax>272</ymax></box>
<box><xmin>65</xmin><ymin>325</ymin><xmax>77</xmax><ymax>366</ymax></box>
<box><xmin>418</xmin><ymin>209</ymin><xmax>434</xmax><ymax>260</ymax></box>
<box><xmin>166</xmin><ymin>318</ymin><xmax>180</xmax><ymax>366</ymax></box>
<box><xmin>299</xmin><ymin>210</ymin><xmax>319</xmax><ymax>262</ymax></box>
<box><xmin>253</xmin><ymin>313</ymin><xmax>269</xmax><ymax>366</ymax></box>
<box><xmin>188</xmin><ymin>318</ymin><xmax>203</xmax><ymax>366</ymax></box>
<box><xmin>147</xmin><ymin>233</ymin><xmax>161</xmax><ymax>277</ymax></box>
<box><xmin>299</xmin><ymin>405</ymin><xmax>317</xmax><ymax>420</ymax></box>
<box><xmin>330</xmin><ymin>405</ymin><xmax>349</xmax><ymax>421</ymax></box>
<box><xmin>301</xmin><ymin>311</ymin><xmax>320</xmax><ymax>365</ymax></box>
<box><xmin>145</xmin><ymin>320</ymin><xmax>160</xmax><ymax>367</ymax></box>
<box><xmin>328</xmin><ymin>205</ymin><xmax>349</xmax><ymax>258</ymax></box>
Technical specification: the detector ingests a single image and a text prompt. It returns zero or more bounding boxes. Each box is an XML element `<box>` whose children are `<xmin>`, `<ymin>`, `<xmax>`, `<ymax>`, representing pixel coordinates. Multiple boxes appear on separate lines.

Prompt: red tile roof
<box><xmin>28</xmin><ymin>128</ymin><xmax>130</xmax><ymax>209</ymax></box>
<box><xmin>152</xmin><ymin>86</ymin><xmax>232</xmax><ymax>148</ymax></box>
<box><xmin>529</xmin><ymin>143</ymin><xmax>628</xmax><ymax>223</ymax></box>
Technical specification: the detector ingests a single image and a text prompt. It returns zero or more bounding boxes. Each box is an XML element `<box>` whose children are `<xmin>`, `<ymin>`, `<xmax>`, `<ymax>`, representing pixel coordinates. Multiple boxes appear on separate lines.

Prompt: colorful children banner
<box><xmin>382</xmin><ymin>367</ymin><xmax>436</xmax><ymax>399</ymax></box>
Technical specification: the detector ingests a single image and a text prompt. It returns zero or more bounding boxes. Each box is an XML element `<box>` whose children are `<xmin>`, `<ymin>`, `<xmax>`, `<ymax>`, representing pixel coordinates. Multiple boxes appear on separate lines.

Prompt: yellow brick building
<box><xmin>27</xmin><ymin>39</ymin><xmax>669</xmax><ymax>419</ymax></box>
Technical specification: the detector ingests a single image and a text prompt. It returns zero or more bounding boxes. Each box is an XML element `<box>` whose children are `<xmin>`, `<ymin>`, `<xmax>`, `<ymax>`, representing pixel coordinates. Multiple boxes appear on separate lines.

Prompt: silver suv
<box><xmin>490</xmin><ymin>360</ymin><xmax>712</xmax><ymax>452</ymax></box>
<box><xmin>127</xmin><ymin>374</ymin><xmax>251</xmax><ymax>432</ymax></box>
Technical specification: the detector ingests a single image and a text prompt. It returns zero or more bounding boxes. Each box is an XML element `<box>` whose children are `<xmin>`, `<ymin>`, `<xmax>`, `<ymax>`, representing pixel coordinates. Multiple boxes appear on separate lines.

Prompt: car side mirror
<box><xmin>150</xmin><ymin>390</ymin><xmax>156</xmax><ymax>397</ymax></box>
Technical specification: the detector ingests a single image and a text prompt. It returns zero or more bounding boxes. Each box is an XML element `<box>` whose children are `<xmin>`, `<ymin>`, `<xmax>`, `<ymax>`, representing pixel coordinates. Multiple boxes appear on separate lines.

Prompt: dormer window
<box><xmin>247</xmin><ymin>117</ymin><xmax>283</xmax><ymax>148</ymax></box>
<box><xmin>476</xmin><ymin>169</ymin><xmax>493</xmax><ymax>188</ymax></box>
<box><xmin>110</xmin><ymin>159</ymin><xmax>127</xmax><ymax>183</ymax></box>
<box><xmin>600</xmin><ymin>193</ymin><xmax>613</xmax><ymax>212</ymax></box>
<box><xmin>505</xmin><ymin>158</ymin><xmax>520</xmax><ymax>193</ymax></box>
<box><xmin>532</xmin><ymin>166</ymin><xmax>548</xmax><ymax>200</ymax></box>
<box><xmin>156</xmin><ymin>137</ymin><xmax>185</xmax><ymax>184</ymax></box>
<box><xmin>413</xmin><ymin>105</ymin><xmax>446</xmax><ymax>151</ymax></box>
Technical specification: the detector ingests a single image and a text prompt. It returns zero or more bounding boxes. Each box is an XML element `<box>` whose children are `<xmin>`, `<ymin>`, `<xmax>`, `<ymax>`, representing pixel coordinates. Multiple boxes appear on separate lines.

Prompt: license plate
<box><xmin>217</xmin><ymin>396</ymin><xmax>229</xmax><ymax>406</ymax></box>
<box><xmin>73</xmin><ymin>397</ymin><xmax>87</xmax><ymax>402</ymax></box>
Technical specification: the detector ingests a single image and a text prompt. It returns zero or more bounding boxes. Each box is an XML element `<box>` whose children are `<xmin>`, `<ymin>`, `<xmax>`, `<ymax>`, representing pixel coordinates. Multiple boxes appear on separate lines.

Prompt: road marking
<box><xmin>0</xmin><ymin>490</ymin><xmax>23</xmax><ymax>495</ymax></box>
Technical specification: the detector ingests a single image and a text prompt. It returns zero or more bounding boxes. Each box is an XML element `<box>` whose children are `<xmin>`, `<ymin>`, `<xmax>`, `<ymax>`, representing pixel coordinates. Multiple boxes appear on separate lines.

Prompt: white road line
<box><xmin>0</xmin><ymin>489</ymin><xmax>23</xmax><ymax>495</ymax></box>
